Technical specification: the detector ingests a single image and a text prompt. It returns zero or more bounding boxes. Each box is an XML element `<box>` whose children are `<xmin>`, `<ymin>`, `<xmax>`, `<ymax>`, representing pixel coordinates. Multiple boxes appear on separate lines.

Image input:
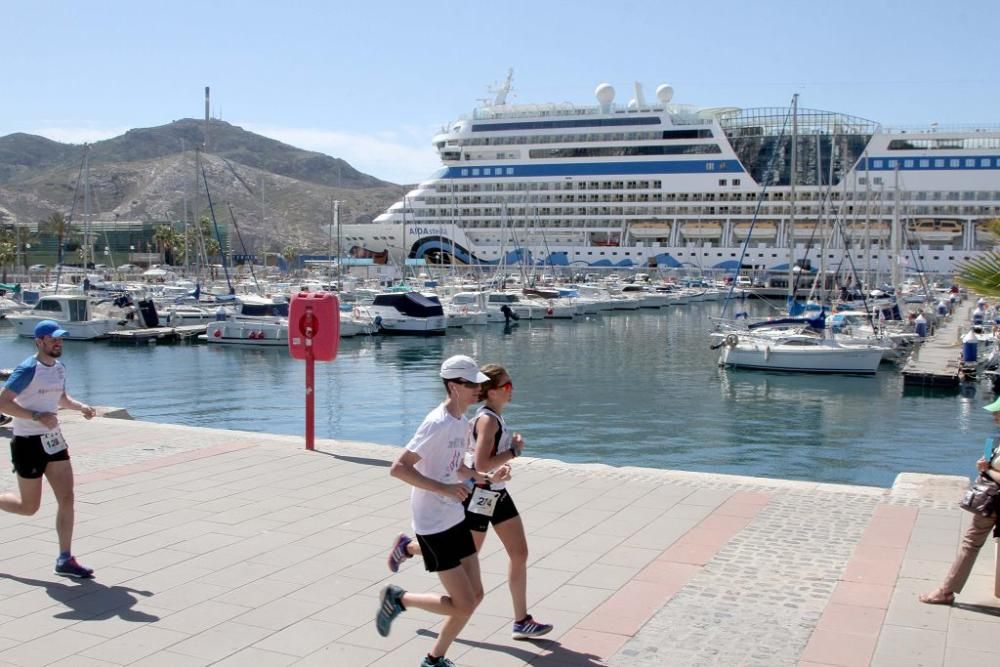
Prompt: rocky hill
<box><xmin>0</xmin><ymin>119</ymin><xmax>407</xmax><ymax>250</ymax></box>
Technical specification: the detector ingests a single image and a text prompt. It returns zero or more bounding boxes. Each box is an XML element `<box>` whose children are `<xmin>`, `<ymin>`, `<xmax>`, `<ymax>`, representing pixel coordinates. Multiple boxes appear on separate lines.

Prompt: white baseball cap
<box><xmin>440</xmin><ymin>355</ymin><xmax>489</xmax><ymax>383</ymax></box>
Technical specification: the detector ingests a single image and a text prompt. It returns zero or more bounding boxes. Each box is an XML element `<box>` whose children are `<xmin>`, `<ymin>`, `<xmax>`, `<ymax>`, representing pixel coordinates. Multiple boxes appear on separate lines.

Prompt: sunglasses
<box><xmin>493</xmin><ymin>381</ymin><xmax>513</xmax><ymax>392</ymax></box>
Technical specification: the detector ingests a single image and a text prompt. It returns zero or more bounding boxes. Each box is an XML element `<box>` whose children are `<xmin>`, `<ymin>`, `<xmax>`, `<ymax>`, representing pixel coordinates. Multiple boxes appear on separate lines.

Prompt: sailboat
<box><xmin>713</xmin><ymin>96</ymin><xmax>885</xmax><ymax>374</ymax></box>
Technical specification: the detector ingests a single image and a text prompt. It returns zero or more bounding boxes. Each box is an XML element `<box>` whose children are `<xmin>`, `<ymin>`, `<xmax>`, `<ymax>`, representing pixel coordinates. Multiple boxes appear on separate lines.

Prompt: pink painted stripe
<box><xmin>559</xmin><ymin>491</ymin><xmax>771</xmax><ymax>662</ymax></box>
<box><xmin>800</xmin><ymin>504</ymin><xmax>917</xmax><ymax>667</ymax></box>
<box><xmin>76</xmin><ymin>441</ymin><xmax>254</xmax><ymax>484</ymax></box>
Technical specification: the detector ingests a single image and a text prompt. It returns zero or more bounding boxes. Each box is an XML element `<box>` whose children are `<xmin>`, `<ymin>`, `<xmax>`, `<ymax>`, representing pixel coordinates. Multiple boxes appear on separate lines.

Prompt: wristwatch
<box><xmin>31</xmin><ymin>411</ymin><xmax>42</xmax><ymax>421</ymax></box>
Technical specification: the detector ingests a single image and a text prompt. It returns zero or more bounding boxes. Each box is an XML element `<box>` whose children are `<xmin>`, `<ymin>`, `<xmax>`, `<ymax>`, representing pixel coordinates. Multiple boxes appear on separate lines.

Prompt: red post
<box><xmin>303</xmin><ymin>308</ymin><xmax>315</xmax><ymax>450</ymax></box>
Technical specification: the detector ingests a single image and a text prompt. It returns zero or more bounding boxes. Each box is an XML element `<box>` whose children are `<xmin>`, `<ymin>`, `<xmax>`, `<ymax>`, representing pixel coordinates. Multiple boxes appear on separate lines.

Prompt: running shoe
<box><xmin>512</xmin><ymin>614</ymin><xmax>553</xmax><ymax>640</ymax></box>
<box><xmin>0</xmin><ymin>414</ymin><xmax>11</xmax><ymax>427</ymax></box>
<box><xmin>376</xmin><ymin>584</ymin><xmax>405</xmax><ymax>637</ymax></box>
<box><xmin>419</xmin><ymin>656</ymin><xmax>456</xmax><ymax>667</ymax></box>
<box><xmin>388</xmin><ymin>533</ymin><xmax>412</xmax><ymax>573</ymax></box>
<box><xmin>54</xmin><ymin>556</ymin><xmax>94</xmax><ymax>579</ymax></box>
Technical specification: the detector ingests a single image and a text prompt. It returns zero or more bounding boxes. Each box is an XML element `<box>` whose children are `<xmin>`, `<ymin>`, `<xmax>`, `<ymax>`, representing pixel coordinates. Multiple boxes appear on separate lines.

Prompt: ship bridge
<box><xmin>720</xmin><ymin>107</ymin><xmax>880</xmax><ymax>188</ymax></box>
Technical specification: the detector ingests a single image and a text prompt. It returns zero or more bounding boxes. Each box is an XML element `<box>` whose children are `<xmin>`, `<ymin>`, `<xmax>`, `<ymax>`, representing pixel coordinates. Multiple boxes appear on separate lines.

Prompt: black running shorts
<box><xmin>415</xmin><ymin>520</ymin><xmax>476</xmax><ymax>572</ymax></box>
<box><xmin>10</xmin><ymin>435</ymin><xmax>70</xmax><ymax>479</ymax></box>
<box><xmin>463</xmin><ymin>487</ymin><xmax>520</xmax><ymax>533</ymax></box>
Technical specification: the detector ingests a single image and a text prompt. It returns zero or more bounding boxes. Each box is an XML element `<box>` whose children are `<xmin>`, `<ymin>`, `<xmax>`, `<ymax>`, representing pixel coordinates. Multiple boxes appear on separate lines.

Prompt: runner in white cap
<box><xmin>376</xmin><ymin>355</ymin><xmax>494</xmax><ymax>667</ymax></box>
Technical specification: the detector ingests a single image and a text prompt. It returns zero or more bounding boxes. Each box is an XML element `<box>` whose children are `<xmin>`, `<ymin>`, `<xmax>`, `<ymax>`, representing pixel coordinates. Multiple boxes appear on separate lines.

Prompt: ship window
<box><xmin>966</xmin><ymin>159</ymin><xmax>976</xmax><ymax>167</ymax></box>
<box><xmin>950</xmin><ymin>159</ymin><xmax>960</xmax><ymax>168</ymax></box>
<box><xmin>461</xmin><ymin>169</ymin><xmax>468</xmax><ymax>176</ymax></box>
<box><xmin>706</xmin><ymin>163</ymin><xmax>715</xmax><ymax>171</ymax></box>
<box><xmin>904</xmin><ymin>160</ymin><xmax>914</xmax><ymax>168</ymax></box>
<box><xmin>733</xmin><ymin>179</ymin><xmax>741</xmax><ymax>186</ymax></box>
<box><xmin>887</xmin><ymin>160</ymin><xmax>897</xmax><ymax>168</ymax></box>
<box><xmin>483</xmin><ymin>168</ymin><xmax>491</xmax><ymax>175</ymax></box>
<box><xmin>920</xmin><ymin>159</ymin><xmax>929</xmax><ymax>167</ymax></box>
<box><xmin>873</xmin><ymin>160</ymin><xmax>883</xmax><ymax>168</ymax></box>
<box><xmin>934</xmin><ymin>159</ymin><xmax>944</xmax><ymax>167</ymax></box>
<box><xmin>472</xmin><ymin>169</ymin><xmax>480</xmax><ymax>175</ymax></box>
<box><xmin>982</xmin><ymin>159</ymin><xmax>991</xmax><ymax>167</ymax></box>
<box><xmin>718</xmin><ymin>179</ymin><xmax>727</xmax><ymax>186</ymax></box>
<box><xmin>506</xmin><ymin>168</ymin><xmax>514</xmax><ymax>175</ymax></box>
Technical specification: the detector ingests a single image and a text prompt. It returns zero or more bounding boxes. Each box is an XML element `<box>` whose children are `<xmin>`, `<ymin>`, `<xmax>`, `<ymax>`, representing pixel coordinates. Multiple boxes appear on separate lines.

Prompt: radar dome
<box><xmin>627</xmin><ymin>98</ymin><xmax>638</xmax><ymax>109</ymax></box>
<box><xmin>656</xmin><ymin>84</ymin><xmax>674</xmax><ymax>104</ymax></box>
<box><xmin>595</xmin><ymin>83</ymin><xmax>615</xmax><ymax>106</ymax></box>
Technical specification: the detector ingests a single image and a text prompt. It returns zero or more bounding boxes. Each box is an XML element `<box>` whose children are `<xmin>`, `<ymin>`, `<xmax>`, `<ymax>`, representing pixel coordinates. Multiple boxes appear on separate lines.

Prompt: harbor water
<box><xmin>0</xmin><ymin>300</ymin><xmax>987</xmax><ymax>487</ymax></box>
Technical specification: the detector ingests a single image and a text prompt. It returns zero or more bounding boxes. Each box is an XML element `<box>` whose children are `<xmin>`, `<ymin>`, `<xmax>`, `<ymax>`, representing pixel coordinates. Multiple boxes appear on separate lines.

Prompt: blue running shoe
<box><xmin>388</xmin><ymin>533</ymin><xmax>412</xmax><ymax>573</ymax></box>
<box><xmin>54</xmin><ymin>556</ymin><xmax>94</xmax><ymax>579</ymax></box>
<box><xmin>512</xmin><ymin>614</ymin><xmax>552</xmax><ymax>640</ymax></box>
<box><xmin>376</xmin><ymin>584</ymin><xmax>405</xmax><ymax>637</ymax></box>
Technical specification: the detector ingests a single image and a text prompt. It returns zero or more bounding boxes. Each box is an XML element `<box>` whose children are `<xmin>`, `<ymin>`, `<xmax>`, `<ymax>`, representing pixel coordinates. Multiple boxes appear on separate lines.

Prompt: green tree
<box><xmin>956</xmin><ymin>220</ymin><xmax>1000</xmax><ymax>297</ymax></box>
<box><xmin>282</xmin><ymin>245</ymin><xmax>298</xmax><ymax>272</ymax></box>
<box><xmin>0</xmin><ymin>239</ymin><xmax>15</xmax><ymax>282</ymax></box>
<box><xmin>153</xmin><ymin>224</ymin><xmax>181</xmax><ymax>265</ymax></box>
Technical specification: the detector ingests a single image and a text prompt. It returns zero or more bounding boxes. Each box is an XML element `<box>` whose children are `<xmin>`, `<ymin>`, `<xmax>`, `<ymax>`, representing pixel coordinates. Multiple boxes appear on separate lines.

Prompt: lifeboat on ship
<box><xmin>974</xmin><ymin>219</ymin><xmax>1000</xmax><ymax>246</ymax></box>
<box><xmin>628</xmin><ymin>221</ymin><xmax>672</xmax><ymax>240</ymax></box>
<box><xmin>844</xmin><ymin>222</ymin><xmax>891</xmax><ymax>243</ymax></box>
<box><xmin>732</xmin><ymin>221</ymin><xmax>777</xmax><ymax>242</ymax></box>
<box><xmin>906</xmin><ymin>218</ymin><xmax>963</xmax><ymax>244</ymax></box>
<box><xmin>680</xmin><ymin>221</ymin><xmax>722</xmax><ymax>240</ymax></box>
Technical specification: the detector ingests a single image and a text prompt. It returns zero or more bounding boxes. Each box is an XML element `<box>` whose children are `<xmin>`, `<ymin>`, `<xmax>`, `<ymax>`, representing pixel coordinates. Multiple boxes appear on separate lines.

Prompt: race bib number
<box><xmin>467</xmin><ymin>487</ymin><xmax>500</xmax><ymax>517</ymax></box>
<box><xmin>41</xmin><ymin>429</ymin><xmax>68</xmax><ymax>456</ymax></box>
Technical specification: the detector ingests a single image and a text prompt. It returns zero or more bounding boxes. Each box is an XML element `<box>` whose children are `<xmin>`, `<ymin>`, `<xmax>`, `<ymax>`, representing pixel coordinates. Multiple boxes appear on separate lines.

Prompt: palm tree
<box><xmin>956</xmin><ymin>219</ymin><xmax>1000</xmax><ymax>297</ymax></box>
<box><xmin>282</xmin><ymin>245</ymin><xmax>299</xmax><ymax>273</ymax></box>
<box><xmin>152</xmin><ymin>224</ymin><xmax>180</xmax><ymax>266</ymax></box>
<box><xmin>0</xmin><ymin>239</ymin><xmax>15</xmax><ymax>283</ymax></box>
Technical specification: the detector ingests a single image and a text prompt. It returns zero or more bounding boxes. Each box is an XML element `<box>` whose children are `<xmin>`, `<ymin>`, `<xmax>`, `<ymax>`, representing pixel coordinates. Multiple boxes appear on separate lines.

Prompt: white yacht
<box><xmin>10</xmin><ymin>294</ymin><xmax>142</xmax><ymax>340</ymax></box>
<box><xmin>341</xmin><ymin>72</ymin><xmax>1000</xmax><ymax>279</ymax></box>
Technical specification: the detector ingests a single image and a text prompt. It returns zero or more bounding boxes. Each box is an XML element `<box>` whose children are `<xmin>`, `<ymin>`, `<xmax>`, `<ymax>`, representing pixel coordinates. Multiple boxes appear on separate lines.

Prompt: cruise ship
<box><xmin>340</xmin><ymin>72</ymin><xmax>1000</xmax><ymax>279</ymax></box>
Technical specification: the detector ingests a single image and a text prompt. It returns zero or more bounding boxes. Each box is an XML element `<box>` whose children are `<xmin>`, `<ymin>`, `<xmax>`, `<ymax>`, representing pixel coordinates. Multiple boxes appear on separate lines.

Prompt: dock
<box><xmin>901</xmin><ymin>300</ymin><xmax>970</xmax><ymax>390</ymax></box>
<box><xmin>106</xmin><ymin>323</ymin><xmax>208</xmax><ymax>344</ymax></box>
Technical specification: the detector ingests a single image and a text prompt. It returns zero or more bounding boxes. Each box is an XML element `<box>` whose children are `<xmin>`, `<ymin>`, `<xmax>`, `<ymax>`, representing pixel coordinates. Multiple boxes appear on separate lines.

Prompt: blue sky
<box><xmin>3</xmin><ymin>0</ymin><xmax>998</xmax><ymax>184</ymax></box>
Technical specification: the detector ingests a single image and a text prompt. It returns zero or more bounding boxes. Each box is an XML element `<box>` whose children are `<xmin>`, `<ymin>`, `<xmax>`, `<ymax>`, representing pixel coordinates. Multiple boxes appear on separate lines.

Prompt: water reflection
<box><xmin>0</xmin><ymin>303</ymin><xmax>989</xmax><ymax>488</ymax></box>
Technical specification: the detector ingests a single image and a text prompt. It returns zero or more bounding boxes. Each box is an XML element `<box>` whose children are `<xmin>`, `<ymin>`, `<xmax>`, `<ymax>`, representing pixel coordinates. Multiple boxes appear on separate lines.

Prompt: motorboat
<box><xmin>361</xmin><ymin>291</ymin><xmax>447</xmax><ymax>336</ymax></box>
<box><xmin>204</xmin><ymin>320</ymin><xmax>287</xmax><ymax>346</ymax></box>
<box><xmin>9</xmin><ymin>294</ymin><xmax>144</xmax><ymax>340</ymax></box>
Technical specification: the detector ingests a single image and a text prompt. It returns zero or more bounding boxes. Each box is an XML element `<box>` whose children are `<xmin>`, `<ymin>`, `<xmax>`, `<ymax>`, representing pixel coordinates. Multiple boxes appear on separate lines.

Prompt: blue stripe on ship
<box><xmin>442</xmin><ymin>160</ymin><xmax>744</xmax><ymax>179</ymax></box>
<box><xmin>857</xmin><ymin>155</ymin><xmax>1000</xmax><ymax>171</ymax></box>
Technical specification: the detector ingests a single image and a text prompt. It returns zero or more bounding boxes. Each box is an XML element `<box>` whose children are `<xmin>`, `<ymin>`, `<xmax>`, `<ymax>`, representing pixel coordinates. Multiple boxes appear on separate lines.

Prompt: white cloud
<box><xmin>241</xmin><ymin>124</ymin><xmax>441</xmax><ymax>185</ymax></box>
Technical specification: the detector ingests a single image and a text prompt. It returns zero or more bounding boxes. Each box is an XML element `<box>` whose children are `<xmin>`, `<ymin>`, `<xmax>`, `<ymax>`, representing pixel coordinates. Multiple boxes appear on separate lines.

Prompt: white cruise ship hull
<box><xmin>339</xmin><ymin>82</ymin><xmax>1000</xmax><ymax>279</ymax></box>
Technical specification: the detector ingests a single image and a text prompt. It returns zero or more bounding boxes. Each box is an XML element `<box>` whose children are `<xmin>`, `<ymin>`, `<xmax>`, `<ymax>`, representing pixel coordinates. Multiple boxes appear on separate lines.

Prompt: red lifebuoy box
<box><xmin>289</xmin><ymin>291</ymin><xmax>340</xmax><ymax>361</ymax></box>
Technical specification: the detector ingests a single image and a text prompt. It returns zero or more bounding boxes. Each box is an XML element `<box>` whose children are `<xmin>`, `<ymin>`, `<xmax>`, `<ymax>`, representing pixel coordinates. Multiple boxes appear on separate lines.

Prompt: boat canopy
<box><xmin>373</xmin><ymin>292</ymin><xmax>444</xmax><ymax>317</ymax></box>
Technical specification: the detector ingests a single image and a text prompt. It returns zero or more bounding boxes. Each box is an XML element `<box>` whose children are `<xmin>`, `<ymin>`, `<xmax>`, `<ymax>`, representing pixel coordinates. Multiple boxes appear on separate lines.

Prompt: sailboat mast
<box><xmin>890</xmin><ymin>165</ymin><xmax>901</xmax><ymax>288</ymax></box>
<box><xmin>83</xmin><ymin>146</ymin><xmax>91</xmax><ymax>269</ymax></box>
<box><xmin>787</xmin><ymin>94</ymin><xmax>798</xmax><ymax>300</ymax></box>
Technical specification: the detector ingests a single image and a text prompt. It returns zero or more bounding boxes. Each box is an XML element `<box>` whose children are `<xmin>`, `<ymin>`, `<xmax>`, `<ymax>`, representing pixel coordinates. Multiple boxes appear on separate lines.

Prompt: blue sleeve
<box><xmin>3</xmin><ymin>357</ymin><xmax>37</xmax><ymax>394</ymax></box>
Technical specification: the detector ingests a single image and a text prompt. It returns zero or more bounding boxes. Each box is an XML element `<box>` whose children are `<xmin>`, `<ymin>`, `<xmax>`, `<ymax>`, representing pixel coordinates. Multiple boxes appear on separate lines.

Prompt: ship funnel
<box><xmin>595</xmin><ymin>83</ymin><xmax>615</xmax><ymax>112</ymax></box>
<box><xmin>632</xmin><ymin>82</ymin><xmax>647</xmax><ymax>109</ymax></box>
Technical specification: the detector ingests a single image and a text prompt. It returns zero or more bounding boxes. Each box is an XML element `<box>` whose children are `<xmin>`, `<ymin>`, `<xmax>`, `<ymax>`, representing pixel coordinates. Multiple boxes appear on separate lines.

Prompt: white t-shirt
<box><xmin>405</xmin><ymin>403</ymin><xmax>471</xmax><ymax>535</ymax></box>
<box><xmin>3</xmin><ymin>356</ymin><xmax>65</xmax><ymax>437</ymax></box>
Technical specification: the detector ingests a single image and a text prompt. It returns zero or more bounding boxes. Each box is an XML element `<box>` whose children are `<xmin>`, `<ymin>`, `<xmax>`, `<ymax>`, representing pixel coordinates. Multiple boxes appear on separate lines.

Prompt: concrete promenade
<box><xmin>0</xmin><ymin>414</ymin><xmax>995</xmax><ymax>666</ymax></box>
